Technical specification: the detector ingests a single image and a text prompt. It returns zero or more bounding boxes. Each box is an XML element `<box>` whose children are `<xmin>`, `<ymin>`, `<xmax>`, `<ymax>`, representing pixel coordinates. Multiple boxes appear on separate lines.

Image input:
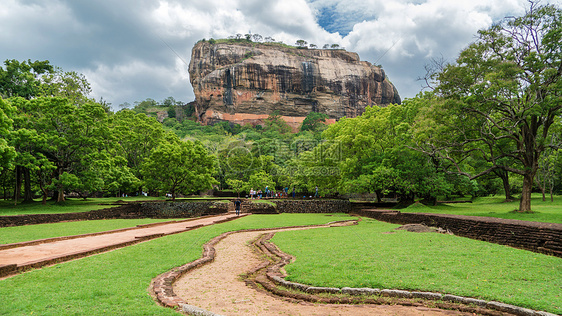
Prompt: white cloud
<box><xmin>2</xmin><ymin>0</ymin><xmax>561</xmax><ymax>109</ymax></box>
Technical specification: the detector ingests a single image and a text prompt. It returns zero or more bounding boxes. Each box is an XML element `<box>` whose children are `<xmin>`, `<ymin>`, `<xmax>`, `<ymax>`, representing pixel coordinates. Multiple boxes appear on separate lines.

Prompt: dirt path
<box><xmin>174</xmin><ymin>227</ymin><xmax>473</xmax><ymax>316</ymax></box>
<box><xmin>0</xmin><ymin>213</ymin><xmax>241</xmax><ymax>277</ymax></box>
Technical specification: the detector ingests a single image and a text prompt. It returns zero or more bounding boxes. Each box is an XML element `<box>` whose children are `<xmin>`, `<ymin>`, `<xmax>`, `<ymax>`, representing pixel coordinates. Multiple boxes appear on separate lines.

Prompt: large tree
<box><xmin>424</xmin><ymin>2</ymin><xmax>562</xmax><ymax>212</ymax></box>
<box><xmin>9</xmin><ymin>97</ymin><xmax>110</xmax><ymax>202</ymax></box>
<box><xmin>141</xmin><ymin>138</ymin><xmax>217</xmax><ymax>200</ymax></box>
<box><xmin>0</xmin><ymin>99</ymin><xmax>16</xmax><ymax>173</ymax></box>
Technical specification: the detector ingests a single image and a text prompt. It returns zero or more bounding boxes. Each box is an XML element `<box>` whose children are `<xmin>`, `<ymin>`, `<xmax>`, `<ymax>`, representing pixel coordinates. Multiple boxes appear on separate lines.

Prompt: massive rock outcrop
<box><xmin>188</xmin><ymin>40</ymin><xmax>401</xmax><ymax>130</ymax></box>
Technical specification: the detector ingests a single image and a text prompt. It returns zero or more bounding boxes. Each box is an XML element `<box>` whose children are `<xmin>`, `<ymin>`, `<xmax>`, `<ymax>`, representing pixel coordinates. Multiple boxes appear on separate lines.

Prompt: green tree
<box><xmin>10</xmin><ymin>97</ymin><xmax>110</xmax><ymax>202</ymax></box>
<box><xmin>110</xmin><ymin>109</ymin><xmax>165</xmax><ymax>188</ymax></box>
<box><xmin>0</xmin><ymin>59</ymin><xmax>54</xmax><ymax>99</ymax></box>
<box><xmin>296</xmin><ymin>39</ymin><xmax>308</xmax><ymax>48</ymax></box>
<box><xmin>300</xmin><ymin>112</ymin><xmax>328</xmax><ymax>133</ymax></box>
<box><xmin>321</xmin><ymin>103</ymin><xmax>453</xmax><ymax>203</ymax></box>
<box><xmin>226</xmin><ymin>179</ymin><xmax>245</xmax><ymax>198</ymax></box>
<box><xmin>39</xmin><ymin>69</ymin><xmax>92</xmax><ymax>105</ymax></box>
<box><xmin>0</xmin><ymin>98</ymin><xmax>16</xmax><ymax>173</ymax></box>
<box><xmin>246</xmin><ymin>170</ymin><xmax>275</xmax><ymax>193</ymax></box>
<box><xmin>141</xmin><ymin>139</ymin><xmax>217</xmax><ymax>200</ymax></box>
<box><xmin>264</xmin><ymin>111</ymin><xmax>292</xmax><ymax>135</ymax></box>
<box><xmin>422</xmin><ymin>2</ymin><xmax>562</xmax><ymax>212</ymax></box>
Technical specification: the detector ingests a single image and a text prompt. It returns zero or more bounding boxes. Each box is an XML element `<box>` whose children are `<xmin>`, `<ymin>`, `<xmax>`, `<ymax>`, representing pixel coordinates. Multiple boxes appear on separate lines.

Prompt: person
<box><xmin>292</xmin><ymin>187</ymin><xmax>295</xmax><ymax>198</ymax></box>
<box><xmin>284</xmin><ymin>187</ymin><xmax>289</xmax><ymax>198</ymax></box>
<box><xmin>314</xmin><ymin>186</ymin><xmax>319</xmax><ymax>198</ymax></box>
<box><xmin>234</xmin><ymin>199</ymin><xmax>241</xmax><ymax>216</ymax></box>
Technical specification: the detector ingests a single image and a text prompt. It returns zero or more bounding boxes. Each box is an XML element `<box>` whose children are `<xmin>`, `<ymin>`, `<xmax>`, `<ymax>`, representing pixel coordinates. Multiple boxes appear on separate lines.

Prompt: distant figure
<box><xmin>234</xmin><ymin>199</ymin><xmax>241</xmax><ymax>216</ymax></box>
<box><xmin>314</xmin><ymin>186</ymin><xmax>319</xmax><ymax>198</ymax></box>
<box><xmin>292</xmin><ymin>187</ymin><xmax>295</xmax><ymax>198</ymax></box>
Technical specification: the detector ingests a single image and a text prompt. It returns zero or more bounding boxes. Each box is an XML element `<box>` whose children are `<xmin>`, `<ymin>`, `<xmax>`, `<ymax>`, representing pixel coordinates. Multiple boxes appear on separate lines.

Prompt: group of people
<box><xmin>248</xmin><ymin>186</ymin><xmax>297</xmax><ymax>199</ymax></box>
<box><xmin>247</xmin><ymin>186</ymin><xmax>319</xmax><ymax>199</ymax></box>
<box><xmin>234</xmin><ymin>185</ymin><xmax>320</xmax><ymax>215</ymax></box>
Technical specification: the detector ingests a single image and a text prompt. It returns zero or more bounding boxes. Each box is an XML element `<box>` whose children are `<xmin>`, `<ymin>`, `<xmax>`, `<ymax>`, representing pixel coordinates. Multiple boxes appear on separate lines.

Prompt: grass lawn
<box><xmin>403</xmin><ymin>194</ymin><xmax>562</xmax><ymax>224</ymax></box>
<box><xmin>0</xmin><ymin>218</ymin><xmax>189</xmax><ymax>244</ymax></box>
<box><xmin>0</xmin><ymin>213</ymin><xmax>353</xmax><ymax>316</ymax></box>
<box><xmin>272</xmin><ymin>218</ymin><xmax>561</xmax><ymax>314</ymax></box>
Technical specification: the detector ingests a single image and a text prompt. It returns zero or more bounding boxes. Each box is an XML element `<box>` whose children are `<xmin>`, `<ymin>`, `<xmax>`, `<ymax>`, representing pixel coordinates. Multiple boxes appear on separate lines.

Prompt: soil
<box><xmin>173</xmin><ymin>227</ymin><xmax>474</xmax><ymax>316</ymax></box>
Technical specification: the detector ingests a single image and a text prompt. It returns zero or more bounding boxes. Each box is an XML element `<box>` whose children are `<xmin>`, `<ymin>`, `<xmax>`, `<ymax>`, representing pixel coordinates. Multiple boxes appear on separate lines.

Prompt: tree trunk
<box><xmin>56</xmin><ymin>168</ymin><xmax>65</xmax><ymax>203</ymax></box>
<box><xmin>57</xmin><ymin>189</ymin><xmax>65</xmax><ymax>203</ymax></box>
<box><xmin>534</xmin><ymin>174</ymin><xmax>546</xmax><ymax>202</ymax></box>
<box><xmin>494</xmin><ymin>169</ymin><xmax>514</xmax><ymax>201</ymax></box>
<box><xmin>14</xmin><ymin>166</ymin><xmax>22</xmax><ymax>205</ymax></box>
<box><xmin>23</xmin><ymin>167</ymin><xmax>34</xmax><ymax>202</ymax></box>
<box><xmin>519</xmin><ymin>173</ymin><xmax>534</xmax><ymax>212</ymax></box>
<box><xmin>375</xmin><ymin>190</ymin><xmax>382</xmax><ymax>203</ymax></box>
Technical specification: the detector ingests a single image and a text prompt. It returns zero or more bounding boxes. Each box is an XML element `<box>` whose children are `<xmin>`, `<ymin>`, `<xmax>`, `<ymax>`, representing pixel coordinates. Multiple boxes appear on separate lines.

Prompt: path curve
<box><xmin>172</xmin><ymin>224</ymin><xmax>476</xmax><ymax>316</ymax></box>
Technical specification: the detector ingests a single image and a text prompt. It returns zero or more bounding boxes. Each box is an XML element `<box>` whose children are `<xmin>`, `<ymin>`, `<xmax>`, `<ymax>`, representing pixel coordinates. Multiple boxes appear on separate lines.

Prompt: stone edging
<box><xmin>149</xmin><ymin>220</ymin><xmax>356</xmax><ymax>312</ymax></box>
<box><xmin>0</xmin><ymin>215</ymin><xmax>219</xmax><ymax>251</ymax></box>
<box><xmin>255</xmin><ymin>232</ymin><xmax>558</xmax><ymax>316</ymax></box>
<box><xmin>150</xmin><ymin>220</ymin><xmax>558</xmax><ymax>316</ymax></box>
<box><xmin>0</xmin><ymin>214</ymin><xmax>240</xmax><ymax>278</ymax></box>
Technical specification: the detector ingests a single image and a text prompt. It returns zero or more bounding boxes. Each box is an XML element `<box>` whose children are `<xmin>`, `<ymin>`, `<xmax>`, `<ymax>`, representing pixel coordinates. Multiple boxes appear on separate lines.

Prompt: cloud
<box><xmin>1</xmin><ymin>0</ymin><xmax>561</xmax><ymax>109</ymax></box>
<box><xmin>339</xmin><ymin>0</ymin><xmax>529</xmax><ymax>98</ymax></box>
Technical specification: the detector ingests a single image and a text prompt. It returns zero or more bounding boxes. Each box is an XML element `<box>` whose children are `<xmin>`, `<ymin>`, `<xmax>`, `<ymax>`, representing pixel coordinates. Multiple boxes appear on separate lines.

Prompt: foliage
<box><xmin>300</xmin><ymin>111</ymin><xmax>328</xmax><ymax>132</ymax></box>
<box><xmin>141</xmin><ymin>138</ymin><xmax>217</xmax><ymax>199</ymax></box>
<box><xmin>416</xmin><ymin>2</ymin><xmax>562</xmax><ymax>211</ymax></box>
<box><xmin>0</xmin><ymin>59</ymin><xmax>54</xmax><ymax>99</ymax></box>
<box><xmin>0</xmin><ymin>98</ymin><xmax>16</xmax><ymax>172</ymax></box>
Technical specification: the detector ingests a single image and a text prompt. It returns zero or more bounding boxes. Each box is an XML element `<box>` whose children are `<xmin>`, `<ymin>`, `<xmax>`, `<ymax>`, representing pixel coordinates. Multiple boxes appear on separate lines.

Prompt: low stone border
<box><xmin>0</xmin><ymin>216</ymin><xmax>217</xmax><ymax>251</ymax></box>
<box><xmin>256</xmin><ymin>233</ymin><xmax>558</xmax><ymax>316</ymax></box>
<box><xmin>150</xmin><ymin>221</ymin><xmax>557</xmax><ymax>316</ymax></box>
<box><xmin>149</xmin><ymin>220</ymin><xmax>357</xmax><ymax>312</ymax></box>
<box><xmin>353</xmin><ymin>209</ymin><xmax>562</xmax><ymax>258</ymax></box>
<box><xmin>0</xmin><ymin>214</ymin><xmax>239</xmax><ymax>278</ymax></box>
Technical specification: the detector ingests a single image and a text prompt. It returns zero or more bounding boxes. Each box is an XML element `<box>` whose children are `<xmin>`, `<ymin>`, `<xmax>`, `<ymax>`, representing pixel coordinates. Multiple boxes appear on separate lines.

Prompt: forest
<box><xmin>1</xmin><ymin>2</ymin><xmax>561</xmax><ymax>212</ymax></box>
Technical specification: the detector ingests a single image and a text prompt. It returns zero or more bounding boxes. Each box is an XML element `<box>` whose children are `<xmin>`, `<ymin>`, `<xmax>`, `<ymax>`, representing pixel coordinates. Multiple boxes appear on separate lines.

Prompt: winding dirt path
<box><xmin>173</xmin><ymin>227</ymin><xmax>473</xmax><ymax>316</ymax></box>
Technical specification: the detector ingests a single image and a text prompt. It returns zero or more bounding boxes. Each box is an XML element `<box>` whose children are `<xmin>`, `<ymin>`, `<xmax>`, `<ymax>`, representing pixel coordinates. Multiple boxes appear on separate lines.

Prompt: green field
<box><xmin>0</xmin><ymin>214</ymin><xmax>353</xmax><ymax>315</ymax></box>
<box><xmin>272</xmin><ymin>218</ymin><xmax>561</xmax><ymax>314</ymax></box>
<box><xmin>0</xmin><ymin>218</ymin><xmax>189</xmax><ymax>244</ymax></box>
<box><xmin>404</xmin><ymin>194</ymin><xmax>562</xmax><ymax>224</ymax></box>
<box><xmin>0</xmin><ymin>213</ymin><xmax>560</xmax><ymax>315</ymax></box>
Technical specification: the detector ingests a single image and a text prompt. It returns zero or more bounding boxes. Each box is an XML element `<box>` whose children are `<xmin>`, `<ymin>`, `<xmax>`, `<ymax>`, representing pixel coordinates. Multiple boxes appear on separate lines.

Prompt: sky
<box><xmin>1</xmin><ymin>0</ymin><xmax>561</xmax><ymax>111</ymax></box>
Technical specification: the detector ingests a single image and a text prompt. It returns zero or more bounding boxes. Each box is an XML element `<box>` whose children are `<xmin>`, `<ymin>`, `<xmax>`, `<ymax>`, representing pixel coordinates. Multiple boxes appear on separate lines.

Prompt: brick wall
<box><xmin>274</xmin><ymin>200</ymin><xmax>352</xmax><ymax>213</ymax></box>
<box><xmin>139</xmin><ymin>201</ymin><xmax>228</xmax><ymax>218</ymax></box>
<box><xmin>353</xmin><ymin>209</ymin><xmax>562</xmax><ymax>258</ymax></box>
<box><xmin>0</xmin><ymin>204</ymin><xmax>141</xmax><ymax>227</ymax></box>
<box><xmin>0</xmin><ymin>201</ymin><xmax>229</xmax><ymax>227</ymax></box>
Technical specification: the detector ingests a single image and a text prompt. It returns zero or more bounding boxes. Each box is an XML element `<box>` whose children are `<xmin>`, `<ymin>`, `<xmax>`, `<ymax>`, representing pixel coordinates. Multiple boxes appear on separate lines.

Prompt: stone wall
<box><xmin>139</xmin><ymin>201</ymin><xmax>228</xmax><ymax>218</ymax></box>
<box><xmin>274</xmin><ymin>200</ymin><xmax>352</xmax><ymax>213</ymax></box>
<box><xmin>353</xmin><ymin>209</ymin><xmax>562</xmax><ymax>258</ymax></box>
<box><xmin>0</xmin><ymin>201</ymin><xmax>229</xmax><ymax>227</ymax></box>
<box><xmin>0</xmin><ymin>204</ymin><xmax>141</xmax><ymax>227</ymax></box>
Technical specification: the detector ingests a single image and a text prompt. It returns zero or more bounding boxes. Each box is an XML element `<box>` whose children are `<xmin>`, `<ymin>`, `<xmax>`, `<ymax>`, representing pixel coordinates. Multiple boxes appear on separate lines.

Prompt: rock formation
<box><xmin>188</xmin><ymin>40</ymin><xmax>401</xmax><ymax>130</ymax></box>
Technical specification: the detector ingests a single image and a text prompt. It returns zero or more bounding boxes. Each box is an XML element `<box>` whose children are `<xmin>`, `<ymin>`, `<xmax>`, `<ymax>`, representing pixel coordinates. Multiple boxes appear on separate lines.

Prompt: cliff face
<box><xmin>188</xmin><ymin>41</ymin><xmax>401</xmax><ymax>129</ymax></box>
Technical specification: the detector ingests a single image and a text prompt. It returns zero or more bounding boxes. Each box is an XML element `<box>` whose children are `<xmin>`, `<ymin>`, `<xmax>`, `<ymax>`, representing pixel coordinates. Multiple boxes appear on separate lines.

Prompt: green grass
<box><xmin>0</xmin><ymin>196</ymin><xmax>167</xmax><ymax>216</ymax></box>
<box><xmin>272</xmin><ymin>218</ymin><xmax>561</xmax><ymax>314</ymax></box>
<box><xmin>0</xmin><ymin>213</ymin><xmax>353</xmax><ymax>316</ymax></box>
<box><xmin>403</xmin><ymin>194</ymin><xmax>562</xmax><ymax>223</ymax></box>
<box><xmin>0</xmin><ymin>218</ymin><xmax>187</xmax><ymax>244</ymax></box>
